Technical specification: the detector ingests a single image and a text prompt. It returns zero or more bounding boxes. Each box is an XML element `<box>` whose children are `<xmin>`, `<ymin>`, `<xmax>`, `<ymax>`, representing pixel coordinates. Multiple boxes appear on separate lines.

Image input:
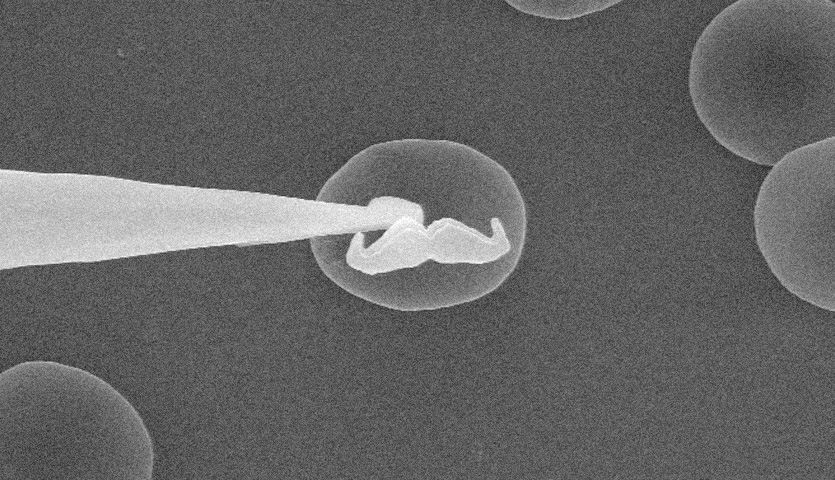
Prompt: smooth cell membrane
<box><xmin>0</xmin><ymin>361</ymin><xmax>154</xmax><ymax>480</ymax></box>
<box><xmin>503</xmin><ymin>0</ymin><xmax>625</xmax><ymax>20</ymax></box>
<box><xmin>310</xmin><ymin>139</ymin><xmax>527</xmax><ymax>312</ymax></box>
<box><xmin>689</xmin><ymin>0</ymin><xmax>835</xmax><ymax>166</ymax></box>
<box><xmin>754</xmin><ymin>136</ymin><xmax>835</xmax><ymax>311</ymax></box>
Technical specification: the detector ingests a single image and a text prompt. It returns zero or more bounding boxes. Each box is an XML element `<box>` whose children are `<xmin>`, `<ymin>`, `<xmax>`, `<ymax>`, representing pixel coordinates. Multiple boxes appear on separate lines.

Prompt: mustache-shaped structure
<box><xmin>346</xmin><ymin>216</ymin><xmax>511</xmax><ymax>275</ymax></box>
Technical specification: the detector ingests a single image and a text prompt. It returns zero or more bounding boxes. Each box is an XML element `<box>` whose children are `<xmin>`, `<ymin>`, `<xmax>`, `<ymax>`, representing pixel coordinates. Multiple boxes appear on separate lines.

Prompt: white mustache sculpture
<box><xmin>0</xmin><ymin>169</ymin><xmax>508</xmax><ymax>273</ymax></box>
<box><xmin>347</xmin><ymin>216</ymin><xmax>510</xmax><ymax>275</ymax></box>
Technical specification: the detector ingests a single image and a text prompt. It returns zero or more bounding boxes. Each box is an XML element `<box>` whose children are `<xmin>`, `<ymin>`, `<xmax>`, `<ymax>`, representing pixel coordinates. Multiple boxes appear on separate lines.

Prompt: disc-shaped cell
<box><xmin>754</xmin><ymin>137</ymin><xmax>835</xmax><ymax>310</ymax></box>
<box><xmin>0</xmin><ymin>361</ymin><xmax>154</xmax><ymax>480</ymax></box>
<box><xmin>503</xmin><ymin>0</ymin><xmax>625</xmax><ymax>19</ymax></box>
<box><xmin>689</xmin><ymin>0</ymin><xmax>835</xmax><ymax>166</ymax></box>
<box><xmin>310</xmin><ymin>139</ymin><xmax>527</xmax><ymax>311</ymax></box>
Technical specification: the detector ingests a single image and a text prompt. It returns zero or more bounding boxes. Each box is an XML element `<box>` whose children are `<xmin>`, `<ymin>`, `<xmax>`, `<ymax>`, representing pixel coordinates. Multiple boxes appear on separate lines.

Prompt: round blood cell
<box><xmin>503</xmin><ymin>0</ymin><xmax>625</xmax><ymax>20</ymax></box>
<box><xmin>755</xmin><ymin>137</ymin><xmax>835</xmax><ymax>310</ymax></box>
<box><xmin>0</xmin><ymin>361</ymin><xmax>154</xmax><ymax>480</ymax></box>
<box><xmin>311</xmin><ymin>139</ymin><xmax>527</xmax><ymax>311</ymax></box>
<box><xmin>689</xmin><ymin>0</ymin><xmax>835</xmax><ymax>165</ymax></box>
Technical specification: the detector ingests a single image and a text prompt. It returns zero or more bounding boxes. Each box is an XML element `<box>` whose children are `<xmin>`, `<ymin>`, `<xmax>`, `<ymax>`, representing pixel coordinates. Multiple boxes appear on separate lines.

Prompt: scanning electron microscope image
<box><xmin>0</xmin><ymin>1</ymin><xmax>832</xmax><ymax>479</ymax></box>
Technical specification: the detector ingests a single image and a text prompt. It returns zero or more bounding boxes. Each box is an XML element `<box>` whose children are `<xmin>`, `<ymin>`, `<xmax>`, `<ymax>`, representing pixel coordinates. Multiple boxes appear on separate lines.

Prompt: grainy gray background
<box><xmin>0</xmin><ymin>0</ymin><xmax>832</xmax><ymax>478</ymax></box>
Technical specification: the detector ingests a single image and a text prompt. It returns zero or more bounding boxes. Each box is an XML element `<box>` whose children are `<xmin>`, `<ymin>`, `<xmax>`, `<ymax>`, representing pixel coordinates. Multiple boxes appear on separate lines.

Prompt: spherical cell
<box><xmin>689</xmin><ymin>0</ymin><xmax>835</xmax><ymax>166</ymax></box>
<box><xmin>503</xmin><ymin>0</ymin><xmax>625</xmax><ymax>20</ymax></box>
<box><xmin>0</xmin><ymin>361</ymin><xmax>154</xmax><ymax>480</ymax></box>
<box><xmin>754</xmin><ymin>136</ymin><xmax>835</xmax><ymax>310</ymax></box>
<box><xmin>311</xmin><ymin>139</ymin><xmax>527</xmax><ymax>311</ymax></box>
